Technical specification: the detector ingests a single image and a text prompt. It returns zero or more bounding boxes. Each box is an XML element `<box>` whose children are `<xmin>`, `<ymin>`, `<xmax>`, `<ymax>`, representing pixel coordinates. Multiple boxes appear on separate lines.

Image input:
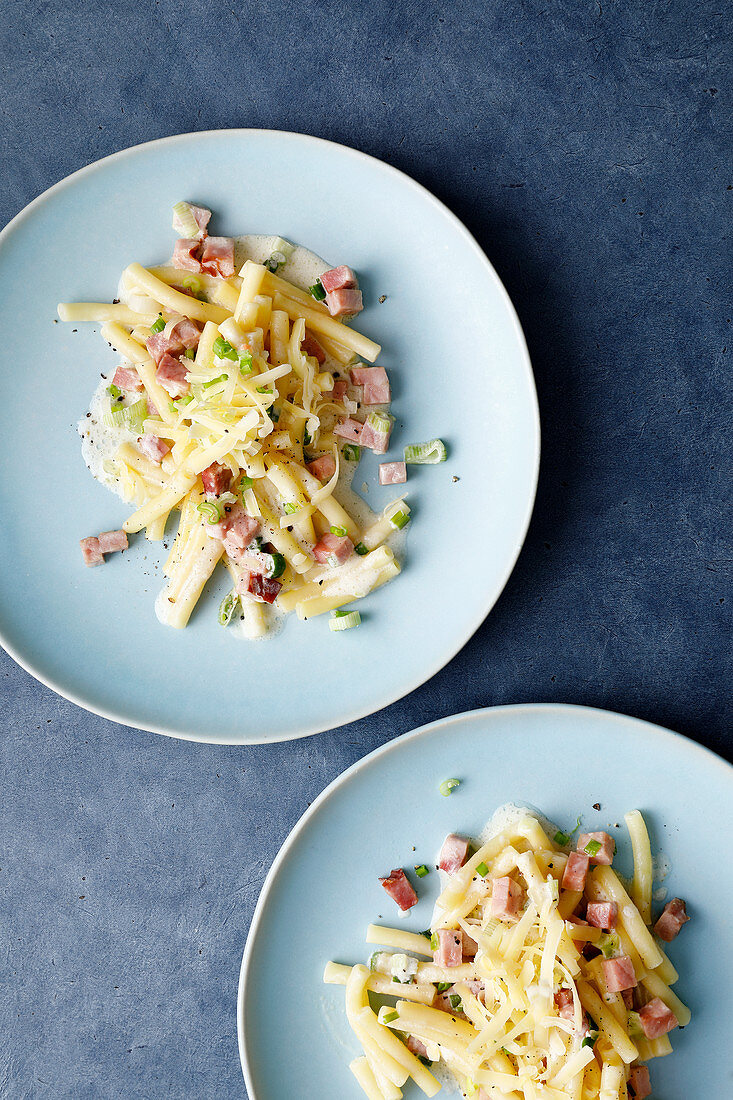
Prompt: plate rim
<box><xmin>0</xmin><ymin>129</ymin><xmax>540</xmax><ymax>745</ymax></box>
<box><xmin>235</xmin><ymin>700</ymin><xmax>732</xmax><ymax>1093</ymax></box>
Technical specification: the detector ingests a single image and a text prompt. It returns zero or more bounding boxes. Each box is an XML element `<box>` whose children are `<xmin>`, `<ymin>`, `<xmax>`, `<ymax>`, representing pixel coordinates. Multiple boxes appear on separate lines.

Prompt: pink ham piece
<box><xmin>334</xmin><ymin>418</ymin><xmax>363</xmax><ymax>443</ymax></box>
<box><xmin>628</xmin><ymin>1065</ymin><xmax>652</xmax><ymax>1099</ymax></box>
<box><xmin>302</xmin><ymin>331</ymin><xmax>326</xmax><ymax>363</ymax></box>
<box><xmin>80</xmin><ymin>536</ymin><xmax>103</xmax><ymax>567</ymax></box>
<box><xmin>602</xmin><ymin>955</ymin><xmax>637</xmax><ymax>993</ymax></box>
<box><xmin>222</xmin><ymin>508</ymin><xmax>260</xmax><ymax>554</ymax></box>
<box><xmin>438</xmin><ymin>833</ymin><xmax>470</xmax><ymax>874</ymax></box>
<box><xmin>577</xmin><ymin>831</ymin><xmax>615</xmax><ymax>865</ymax></box>
<box><xmin>172</xmin><ymin>202</ymin><xmax>211</xmax><ymax>238</ymax></box>
<box><xmin>638</xmin><ymin>997</ymin><xmax>678</xmax><ymax>1039</ymax></box>
<box><xmin>147</xmin><ymin>331</ymin><xmax>184</xmax><ymax>366</ymax></box>
<box><xmin>201</xmin><ymin>462</ymin><xmax>232</xmax><ymax>497</ymax></box>
<box><xmin>307</xmin><ymin>454</ymin><xmax>337</xmax><ymax>482</ymax></box>
<box><xmin>156</xmin><ymin>353</ymin><xmax>190</xmax><ymax>398</ymax></box>
<box><xmin>172</xmin><ymin>237</ymin><xmax>203</xmax><ymax>272</ymax></box>
<box><xmin>313</xmin><ymin>533</ymin><xmax>353</xmax><ymax>566</ymax></box>
<box><xmin>138</xmin><ymin>434</ymin><xmax>169</xmax><ymax>464</ymax></box>
<box><xmin>490</xmin><ymin>877</ymin><xmax>524</xmax><ymax>921</ymax></box>
<box><xmin>248</xmin><ymin>573</ymin><xmax>282</xmax><ymax>604</ymax></box>
<box><xmin>406</xmin><ymin>1035</ymin><xmax>430</xmax><ymax>1060</ymax></box>
<box><xmin>554</xmin><ymin>988</ymin><xmax>574</xmax><ymax>1021</ymax></box>
<box><xmin>379</xmin><ymin>461</ymin><xmax>407</xmax><ymax>486</ymax></box>
<box><xmin>112</xmin><ymin>365</ymin><xmax>144</xmax><ymax>392</ymax></box>
<box><xmin>98</xmin><ymin>530</ymin><xmax>128</xmax><ymax>553</ymax></box>
<box><xmin>200</xmin><ymin>236</ymin><xmax>235</xmax><ymax>277</ymax></box>
<box><xmin>325</xmin><ymin>286</ymin><xmax>363</xmax><ymax>318</ymax></box>
<box><xmin>379</xmin><ymin>869</ymin><xmax>417</xmax><ymax>912</ymax></box>
<box><xmin>320</xmin><ymin>265</ymin><xmax>358</xmax><ymax>293</ymax></box>
<box><xmin>360</xmin><ymin>416</ymin><xmax>392</xmax><ymax>455</ymax></box>
<box><xmin>562</xmin><ymin>851</ymin><xmax>590</xmax><ymax>892</ymax></box>
<box><xmin>654</xmin><ymin>898</ymin><xmax>690</xmax><ymax>942</ymax></box>
<box><xmin>433</xmin><ymin>929</ymin><xmax>462</xmax><ymax>968</ymax></box>
<box><xmin>331</xmin><ymin>379</ymin><xmax>348</xmax><ymax>402</ymax></box>
<box><xmin>350</xmin><ymin>366</ymin><xmax>391</xmax><ymax>405</ymax></box>
<box><xmin>433</xmin><ymin>989</ymin><xmax>465</xmax><ymax>1017</ymax></box>
<box><xmin>461</xmin><ymin>929</ymin><xmax>478</xmax><ymax>958</ymax></box>
<box><xmin>169</xmin><ymin>318</ymin><xmax>202</xmax><ymax>348</ymax></box>
<box><xmin>586</xmin><ymin>901</ymin><xmax>618</xmax><ymax>930</ymax></box>
<box><xmin>621</xmin><ymin>988</ymin><xmax>635</xmax><ymax>1010</ymax></box>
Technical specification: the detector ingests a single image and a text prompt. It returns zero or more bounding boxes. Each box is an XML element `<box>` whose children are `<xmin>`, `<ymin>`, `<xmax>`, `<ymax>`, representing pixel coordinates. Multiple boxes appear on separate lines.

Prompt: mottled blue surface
<box><xmin>0</xmin><ymin>1</ymin><xmax>730</xmax><ymax>1097</ymax></box>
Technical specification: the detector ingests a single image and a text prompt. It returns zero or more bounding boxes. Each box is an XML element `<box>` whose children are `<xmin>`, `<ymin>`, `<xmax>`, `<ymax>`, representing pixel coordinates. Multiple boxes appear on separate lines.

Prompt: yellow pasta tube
<box><xmin>589</xmin><ymin>867</ymin><xmax>664</xmax><ymax>970</ymax></box>
<box><xmin>269</xmin><ymin>309</ymin><xmax>290</xmax><ymax>366</ymax></box>
<box><xmin>577</xmin><ymin>981</ymin><xmax>638</xmax><ymax>1065</ymax></box>
<box><xmin>115</xmin><ymin>443</ymin><xmax>168</xmax><ymax>489</ymax></box>
<box><xmin>100</xmin><ymin>322</ymin><xmax>175</xmax><ymax>426</ymax></box>
<box><xmin>123</xmin><ymin>471</ymin><xmax>197</xmax><ymax>534</ymax></box>
<box><xmin>322</xmin><ymin>963</ymin><xmax>435</xmax><ymax>1005</ymax></box>
<box><xmin>639</xmin><ymin>967</ymin><xmax>690</xmax><ymax>1026</ymax></box>
<box><xmin>273</xmin><ymin>291</ymin><xmax>381</xmax><ymax>363</ymax></box>
<box><xmin>289</xmin><ymin>462</ymin><xmax>360</xmax><ymax>540</ymax></box>
<box><xmin>349</xmin><ymin>1057</ymin><xmax>388</xmax><ymax>1100</ymax></box>
<box><xmin>355</xmin><ymin>1008</ymin><xmax>441</xmax><ymax>1096</ymax></box>
<box><xmin>625</xmin><ymin>811</ymin><xmax>653</xmax><ymax>924</ymax></box>
<box><xmin>58</xmin><ymin>302</ymin><xmax>158</xmax><ymax>325</ymax></box>
<box><xmin>255</xmin><ymin>496</ymin><xmax>311</xmax><ymax>574</ymax></box>
<box><xmin>123</xmin><ymin>264</ymin><xmax>230</xmax><ymax>323</ymax></box>
<box><xmin>365</xmin><ymin>926</ymin><xmax>433</xmax><ymax>956</ymax></box>
<box><xmin>161</xmin><ymin>536</ymin><xmax>224</xmax><ymax>629</ymax></box>
<box><xmin>234</xmin><ymin>261</ymin><xmax>268</xmax><ymax>320</ymax></box>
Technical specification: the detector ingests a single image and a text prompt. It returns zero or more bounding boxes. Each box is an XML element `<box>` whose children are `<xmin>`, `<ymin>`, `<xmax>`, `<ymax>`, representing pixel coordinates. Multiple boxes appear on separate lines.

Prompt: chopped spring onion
<box><xmin>434</xmin><ymin>981</ymin><xmax>451</xmax><ymax>993</ymax></box>
<box><xmin>218</xmin><ymin>591</ymin><xmax>239</xmax><ymax>626</ymax></box>
<box><xmin>203</xmin><ymin>373</ymin><xmax>228</xmax><ymax>389</ymax></box>
<box><xmin>283</xmin><ymin>502</ymin><xmax>299</xmax><ymax>514</ymax></box>
<box><xmin>581</xmin><ymin>1032</ymin><xmax>598</xmax><ymax>1049</ymax></box>
<box><xmin>271</xmin><ymin>406</ymin><xmax>281</xmax><ymax>423</ymax></box>
<box><xmin>309</xmin><ymin>279</ymin><xmax>326</xmax><ymax>301</ymax></box>
<box><xmin>102</xmin><ymin>398</ymin><xmax>147</xmax><ymax>433</ymax></box>
<box><xmin>598</xmin><ymin>932</ymin><xmax>620</xmax><ymax>959</ymax></box>
<box><xmin>182</xmin><ymin>275</ymin><xmax>202</xmax><ymax>294</ymax></box>
<box><xmin>354</xmin><ymin>542</ymin><xmax>368</xmax><ymax>556</ymax></box>
<box><xmin>172</xmin><ymin>200</ymin><xmax>200</xmax><ymax>237</ymax></box>
<box><xmin>548</xmin><ymin>877</ymin><xmax>560</xmax><ymax>901</ymax></box>
<box><xmin>327</xmin><ymin>554</ymin><xmax>340</xmax><ymax>567</ymax></box>
<box><xmin>366</xmin><ymin>410</ymin><xmax>391</xmax><ymax>434</ymax></box>
<box><xmin>584</xmin><ymin>839</ymin><xmax>602</xmax><ymax>857</ymax></box>
<box><xmin>266</xmin><ymin>552</ymin><xmax>286</xmax><ymax>579</ymax></box>
<box><xmin>303</xmin><ymin>426</ymin><xmax>312</xmax><ymax>446</ymax></box>
<box><xmin>439</xmin><ymin>778</ymin><xmax>460</xmax><ymax>797</ymax></box>
<box><xmin>107</xmin><ymin>383</ymin><xmax>123</xmax><ymax>400</ymax></box>
<box><xmin>368</xmin><ymin>951</ymin><xmax>380</xmax><ymax>971</ymax></box>
<box><xmin>382</xmin><ymin>1011</ymin><xmax>399</xmax><ymax>1024</ymax></box>
<box><xmin>213</xmin><ymin>336</ymin><xmax>237</xmax><ymax>360</ymax></box>
<box><xmin>238</xmin><ymin>475</ymin><xmax>253</xmax><ymax>493</ymax></box>
<box><xmin>249</xmin><ymin>535</ymin><xmax>264</xmax><ymax>551</ymax></box>
<box><xmin>475</xmin><ymin>861</ymin><xmax>489</xmax><ymax>877</ymax></box>
<box><xmin>150</xmin><ymin>316</ymin><xmax>165</xmax><ymax>334</ymax></box>
<box><xmin>271</xmin><ymin>237</ymin><xmax>295</xmax><ymax>258</ymax></box>
<box><xmin>404</xmin><ymin>438</ymin><xmax>447</xmax><ymax>464</ymax></box>
<box><xmin>414</xmin><ymin>864</ymin><xmax>429</xmax><ymax>878</ymax></box>
<box><xmin>328</xmin><ymin>610</ymin><xmax>361</xmax><ymax>632</ymax></box>
<box><xmin>448</xmin><ymin>994</ymin><xmax>462</xmax><ymax>1011</ymax></box>
<box><xmin>197</xmin><ymin>501</ymin><xmax>221</xmax><ymax>524</ymax></box>
<box><xmin>389</xmin><ymin>509</ymin><xmax>410</xmax><ymax>530</ymax></box>
<box><xmin>265</xmin><ymin>250</ymin><xmax>287</xmax><ymax>273</ymax></box>
<box><xmin>257</xmin><ymin>386</ymin><xmax>272</xmax><ymax>395</ymax></box>
<box><xmin>239</xmin><ymin>353</ymin><xmax>253</xmax><ymax>374</ymax></box>
<box><xmin>217</xmin><ymin>492</ymin><xmax>239</xmax><ymax>507</ymax></box>
<box><xmin>342</xmin><ymin>443</ymin><xmax>360</xmax><ymax>461</ymax></box>
<box><xmin>184</xmin><ymin>347</ymin><xmax>196</xmax><ymax>360</ymax></box>
<box><xmin>330</xmin><ymin>525</ymin><xmax>347</xmax><ymax>537</ymax></box>
<box><xmin>331</xmin><ymin>609</ymin><xmax>352</xmax><ymax>617</ymax></box>
<box><xmin>627</xmin><ymin>1011</ymin><xmax>644</xmax><ymax>1039</ymax></box>
<box><xmin>430</xmin><ymin>934</ymin><xmax>439</xmax><ymax>951</ymax></box>
<box><xmin>553</xmin><ymin>830</ymin><xmax>571</xmax><ymax>847</ymax></box>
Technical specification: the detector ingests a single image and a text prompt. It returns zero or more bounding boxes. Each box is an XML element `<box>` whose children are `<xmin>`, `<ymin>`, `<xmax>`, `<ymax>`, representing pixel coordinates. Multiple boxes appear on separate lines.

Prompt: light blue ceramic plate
<box><xmin>238</xmin><ymin>704</ymin><xmax>733</xmax><ymax>1097</ymax></box>
<box><xmin>0</xmin><ymin>131</ymin><xmax>538</xmax><ymax>744</ymax></box>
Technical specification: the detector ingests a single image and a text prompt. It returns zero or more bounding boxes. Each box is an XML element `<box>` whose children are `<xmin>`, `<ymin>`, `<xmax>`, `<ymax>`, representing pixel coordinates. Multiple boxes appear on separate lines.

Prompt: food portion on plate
<box><xmin>324</xmin><ymin>805</ymin><xmax>690</xmax><ymax>1099</ymax></box>
<box><xmin>59</xmin><ymin>202</ymin><xmax>447</xmax><ymax>638</ymax></box>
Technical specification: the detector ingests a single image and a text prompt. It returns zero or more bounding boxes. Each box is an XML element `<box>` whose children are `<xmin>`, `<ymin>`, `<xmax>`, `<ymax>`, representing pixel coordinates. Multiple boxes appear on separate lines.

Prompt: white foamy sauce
<box><xmin>80</xmin><ymin>233</ymin><xmax>401</xmax><ymax>637</ymax></box>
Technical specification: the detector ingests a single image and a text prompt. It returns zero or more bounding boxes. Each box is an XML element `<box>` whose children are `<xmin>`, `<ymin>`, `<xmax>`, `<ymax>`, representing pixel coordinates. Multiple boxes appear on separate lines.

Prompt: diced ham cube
<box><xmin>172</xmin><ymin>202</ymin><xmax>211</xmax><ymax>237</ymax></box>
<box><xmin>461</xmin><ymin>929</ymin><xmax>478</xmax><ymax>958</ymax></box>
<box><xmin>97</xmin><ymin>530</ymin><xmax>128</xmax><ymax>553</ymax></box>
<box><xmin>406</xmin><ymin>1035</ymin><xmax>430</xmax><ymax>1060</ymax></box>
<box><xmin>199</xmin><ymin>236</ymin><xmax>235</xmax><ymax>277</ymax></box>
<box><xmin>201</xmin><ymin>462</ymin><xmax>232</xmax><ymax>497</ymax></box>
<box><xmin>379</xmin><ymin>461</ymin><xmax>407</xmax><ymax>485</ymax></box>
<box><xmin>247</xmin><ymin>573</ymin><xmax>282</xmax><ymax>604</ymax></box>
<box><xmin>638</xmin><ymin>997</ymin><xmax>678</xmax><ymax>1039</ymax></box>
<box><xmin>433</xmin><ymin>989</ymin><xmax>465</xmax><ymax>1016</ymax></box>
<box><xmin>138</xmin><ymin>434</ymin><xmax>170</xmax><ymax>464</ymax></box>
<box><xmin>628</xmin><ymin>1065</ymin><xmax>651</xmax><ymax>1099</ymax></box>
<box><xmin>169</xmin><ymin>318</ymin><xmax>202</xmax><ymax>349</ymax></box>
<box><xmin>331</xmin><ymin>380</ymin><xmax>348</xmax><ymax>402</ymax></box>
<box><xmin>156</xmin><ymin>353</ymin><xmax>190</xmax><ymax>398</ymax></box>
<box><xmin>319</xmin><ymin>265</ymin><xmax>358</xmax><ymax>293</ymax></box>
<box><xmin>621</xmin><ymin>988</ymin><xmax>635</xmax><ymax>1010</ymax></box>
<box><xmin>112</xmin><ymin>365</ymin><xmax>144</xmax><ymax>392</ymax></box>
<box><xmin>379</xmin><ymin>869</ymin><xmax>417</xmax><ymax>912</ymax></box>
<box><xmin>313</xmin><ymin>533</ymin><xmax>353</xmax><ymax>566</ymax></box>
<box><xmin>351</xmin><ymin>366</ymin><xmax>391</xmax><ymax>405</ymax></box>
<box><xmin>554</xmin><ymin>988</ymin><xmax>574</xmax><ymax>1020</ymax></box>
<box><xmin>433</xmin><ymin>929</ymin><xmax>462</xmax><ymax>968</ymax></box>
<box><xmin>464</xmin><ymin>978</ymin><xmax>485</xmax><ymax>1003</ymax></box>
<box><xmin>490</xmin><ymin>877</ymin><xmax>524</xmax><ymax>921</ymax></box>
<box><xmin>602</xmin><ymin>955</ymin><xmax>637</xmax><ymax>993</ymax></box>
<box><xmin>438</xmin><ymin>833</ymin><xmax>470</xmax><ymax>874</ymax></box>
<box><xmin>307</xmin><ymin>454</ymin><xmax>337</xmax><ymax>482</ymax></box>
<box><xmin>147</xmin><ymin>331</ymin><xmax>184</xmax><ymax>366</ymax></box>
<box><xmin>80</xmin><ymin>536</ymin><xmax>103</xmax><ymax>567</ymax></box>
<box><xmin>360</xmin><ymin>416</ymin><xmax>392</xmax><ymax>455</ymax></box>
<box><xmin>654</xmin><ymin>898</ymin><xmax>690</xmax><ymax>942</ymax></box>
<box><xmin>325</xmin><ymin>286</ymin><xmax>363</xmax><ymax>318</ymax></box>
<box><xmin>562</xmin><ymin>851</ymin><xmax>590</xmax><ymax>892</ymax></box>
<box><xmin>577</xmin><ymin>831</ymin><xmax>615</xmax><ymax>865</ymax></box>
<box><xmin>222</xmin><ymin>507</ymin><xmax>260</xmax><ymax>552</ymax></box>
<box><xmin>172</xmin><ymin>237</ymin><xmax>203</xmax><ymax>272</ymax></box>
<box><xmin>586</xmin><ymin>902</ymin><xmax>618</xmax><ymax>930</ymax></box>
<box><xmin>302</xmin><ymin>331</ymin><xmax>326</xmax><ymax>363</ymax></box>
<box><xmin>334</xmin><ymin>418</ymin><xmax>363</xmax><ymax>443</ymax></box>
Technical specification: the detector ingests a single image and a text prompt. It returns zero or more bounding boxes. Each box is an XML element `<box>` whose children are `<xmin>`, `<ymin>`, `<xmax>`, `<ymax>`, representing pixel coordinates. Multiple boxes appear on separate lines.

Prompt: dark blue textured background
<box><xmin>1</xmin><ymin>1</ymin><xmax>730</xmax><ymax>1096</ymax></box>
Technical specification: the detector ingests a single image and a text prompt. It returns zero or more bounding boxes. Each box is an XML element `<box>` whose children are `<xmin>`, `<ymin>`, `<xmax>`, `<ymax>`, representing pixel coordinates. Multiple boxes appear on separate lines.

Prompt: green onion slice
<box><xmin>430</xmin><ymin>934</ymin><xmax>439</xmax><ymax>951</ymax></box>
<box><xmin>184</xmin><ymin>347</ymin><xmax>196</xmax><ymax>360</ymax></box>
<box><xmin>382</xmin><ymin>1010</ymin><xmax>399</xmax><ymax>1024</ymax></box>
<box><xmin>367</xmin><ymin>410</ymin><xmax>391</xmax><ymax>434</ymax></box>
<box><xmin>328</xmin><ymin>610</ymin><xmax>361</xmax><ymax>632</ymax></box>
<box><xmin>172</xmin><ymin>201</ymin><xmax>200</xmax><ymax>237</ymax></box>
<box><xmin>150</xmin><ymin>316</ymin><xmax>165</xmax><ymax>334</ymax></box>
<box><xmin>354</xmin><ymin>542</ymin><xmax>369</xmax><ymax>556</ymax></box>
<box><xmin>309</xmin><ymin>279</ymin><xmax>326</xmax><ymax>301</ymax></box>
<box><xmin>203</xmin><ymin>373</ymin><xmax>228</xmax><ymax>389</ymax></box>
<box><xmin>218</xmin><ymin>591</ymin><xmax>239</xmax><ymax>626</ymax></box>
<box><xmin>476</xmin><ymin>861</ymin><xmax>489</xmax><ymax>877</ymax></box>
<box><xmin>283</xmin><ymin>502</ymin><xmax>299</xmax><ymax>515</ymax></box>
<box><xmin>414</xmin><ymin>864</ymin><xmax>429</xmax><ymax>878</ymax></box>
<box><xmin>196</xmin><ymin>501</ymin><xmax>221</xmax><ymax>524</ymax></box>
<box><xmin>553</xmin><ymin>830</ymin><xmax>571</xmax><ymax>847</ymax></box>
<box><xmin>448</xmin><ymin>994</ymin><xmax>462</xmax><ymax>1011</ymax></box>
<box><xmin>404</xmin><ymin>438</ymin><xmax>447</xmax><ymax>464</ymax></box>
<box><xmin>598</xmin><ymin>932</ymin><xmax>620</xmax><ymax>959</ymax></box>
<box><xmin>238</xmin><ymin>475</ymin><xmax>253</xmax><ymax>493</ymax></box>
<box><xmin>107</xmin><ymin>383</ymin><xmax>123</xmax><ymax>400</ymax></box>
<box><xmin>581</xmin><ymin>1032</ymin><xmax>598</xmax><ymax>1049</ymax></box>
<box><xmin>239</xmin><ymin>352</ymin><xmax>253</xmax><ymax>375</ymax></box>
<box><xmin>330</xmin><ymin>525</ymin><xmax>347</xmax><ymax>537</ymax></box>
<box><xmin>303</xmin><ymin>426</ymin><xmax>312</xmax><ymax>446</ymax></box>
<box><xmin>342</xmin><ymin>443</ymin><xmax>361</xmax><ymax>461</ymax></box>
<box><xmin>434</xmin><ymin>981</ymin><xmax>451</xmax><ymax>993</ymax></box>
<box><xmin>439</xmin><ymin>778</ymin><xmax>461</xmax><ymax>797</ymax></box>
<box><xmin>389</xmin><ymin>509</ymin><xmax>410</xmax><ymax>530</ymax></box>
<box><xmin>266</xmin><ymin>552</ymin><xmax>286</xmax><ymax>579</ymax></box>
<box><xmin>182</xmin><ymin>275</ymin><xmax>202</xmax><ymax>293</ymax></box>
<box><xmin>584</xmin><ymin>839</ymin><xmax>602</xmax><ymax>857</ymax></box>
<box><xmin>213</xmin><ymin>336</ymin><xmax>237</xmax><ymax>360</ymax></box>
